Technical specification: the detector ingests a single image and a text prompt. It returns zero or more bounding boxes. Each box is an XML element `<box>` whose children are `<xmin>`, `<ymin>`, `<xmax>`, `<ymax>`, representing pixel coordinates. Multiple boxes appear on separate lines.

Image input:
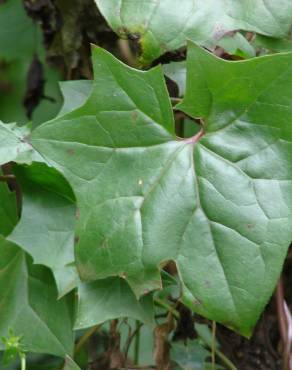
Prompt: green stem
<box><xmin>74</xmin><ymin>324</ymin><xmax>102</xmax><ymax>355</ymax></box>
<box><xmin>211</xmin><ymin>321</ymin><xmax>216</xmax><ymax>370</ymax></box>
<box><xmin>20</xmin><ymin>354</ymin><xmax>26</xmax><ymax>370</ymax></box>
<box><xmin>154</xmin><ymin>298</ymin><xmax>179</xmax><ymax>319</ymax></box>
<box><xmin>134</xmin><ymin>320</ymin><xmax>140</xmax><ymax>364</ymax></box>
<box><xmin>198</xmin><ymin>324</ymin><xmax>237</xmax><ymax>370</ymax></box>
<box><xmin>215</xmin><ymin>349</ymin><xmax>237</xmax><ymax>370</ymax></box>
<box><xmin>155</xmin><ymin>298</ymin><xmax>236</xmax><ymax>370</ymax></box>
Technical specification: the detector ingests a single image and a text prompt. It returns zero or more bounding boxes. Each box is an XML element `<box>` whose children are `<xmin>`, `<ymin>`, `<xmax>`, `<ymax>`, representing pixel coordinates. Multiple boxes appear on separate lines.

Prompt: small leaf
<box><xmin>171</xmin><ymin>340</ymin><xmax>209</xmax><ymax>370</ymax></box>
<box><xmin>75</xmin><ymin>277</ymin><xmax>154</xmax><ymax>329</ymax></box>
<box><xmin>1</xmin><ymin>330</ymin><xmax>24</xmax><ymax>366</ymax></box>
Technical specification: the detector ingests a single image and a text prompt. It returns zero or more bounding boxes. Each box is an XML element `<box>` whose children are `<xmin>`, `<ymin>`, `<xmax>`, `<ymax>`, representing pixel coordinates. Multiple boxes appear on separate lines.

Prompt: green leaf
<box><xmin>95</xmin><ymin>0</ymin><xmax>292</xmax><ymax>64</ymax></box>
<box><xmin>0</xmin><ymin>121</ymin><xmax>40</xmax><ymax>165</ymax></box>
<box><xmin>171</xmin><ymin>340</ymin><xmax>209</xmax><ymax>370</ymax></box>
<box><xmin>0</xmin><ymin>237</ymin><xmax>74</xmax><ymax>357</ymax></box>
<box><xmin>8</xmin><ymin>163</ymin><xmax>78</xmax><ymax>297</ymax></box>
<box><xmin>30</xmin><ymin>44</ymin><xmax>292</xmax><ymax>336</ymax></box>
<box><xmin>75</xmin><ymin>277</ymin><xmax>154</xmax><ymax>329</ymax></box>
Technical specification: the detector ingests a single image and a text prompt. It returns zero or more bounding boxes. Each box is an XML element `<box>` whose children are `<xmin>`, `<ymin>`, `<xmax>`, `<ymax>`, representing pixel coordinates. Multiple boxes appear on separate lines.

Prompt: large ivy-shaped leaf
<box><xmin>0</xmin><ymin>237</ymin><xmax>74</xmax><ymax>357</ymax></box>
<box><xmin>29</xmin><ymin>44</ymin><xmax>292</xmax><ymax>336</ymax></box>
<box><xmin>95</xmin><ymin>0</ymin><xmax>292</xmax><ymax>64</ymax></box>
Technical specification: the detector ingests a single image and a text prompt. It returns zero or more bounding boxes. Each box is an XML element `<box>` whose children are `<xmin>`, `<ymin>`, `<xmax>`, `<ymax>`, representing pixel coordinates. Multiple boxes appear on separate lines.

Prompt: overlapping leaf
<box><xmin>95</xmin><ymin>0</ymin><xmax>292</xmax><ymax>64</ymax></box>
<box><xmin>8</xmin><ymin>163</ymin><xmax>78</xmax><ymax>297</ymax></box>
<box><xmin>0</xmin><ymin>237</ymin><xmax>75</xmax><ymax>357</ymax></box>
<box><xmin>0</xmin><ymin>82</ymin><xmax>156</xmax><ymax>340</ymax></box>
<box><xmin>29</xmin><ymin>44</ymin><xmax>292</xmax><ymax>336</ymax></box>
<box><xmin>0</xmin><ymin>171</ymin><xmax>75</xmax><ymax>357</ymax></box>
<box><xmin>76</xmin><ymin>277</ymin><xmax>154</xmax><ymax>329</ymax></box>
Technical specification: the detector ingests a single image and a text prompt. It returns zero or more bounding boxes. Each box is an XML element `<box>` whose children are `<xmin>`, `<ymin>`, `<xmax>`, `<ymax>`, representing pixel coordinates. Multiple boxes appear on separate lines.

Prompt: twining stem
<box><xmin>215</xmin><ymin>349</ymin><xmax>237</xmax><ymax>370</ymax></box>
<box><xmin>154</xmin><ymin>298</ymin><xmax>179</xmax><ymax>319</ymax></box>
<box><xmin>74</xmin><ymin>324</ymin><xmax>102</xmax><ymax>355</ymax></box>
<box><xmin>211</xmin><ymin>321</ymin><xmax>216</xmax><ymax>370</ymax></box>
<box><xmin>198</xmin><ymin>323</ymin><xmax>237</xmax><ymax>370</ymax></box>
<box><xmin>134</xmin><ymin>320</ymin><xmax>141</xmax><ymax>364</ymax></box>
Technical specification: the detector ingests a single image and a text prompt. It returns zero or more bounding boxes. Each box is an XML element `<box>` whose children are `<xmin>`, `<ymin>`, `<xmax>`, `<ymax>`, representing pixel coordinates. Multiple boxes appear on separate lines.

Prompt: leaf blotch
<box><xmin>66</xmin><ymin>148</ymin><xmax>75</xmax><ymax>156</ymax></box>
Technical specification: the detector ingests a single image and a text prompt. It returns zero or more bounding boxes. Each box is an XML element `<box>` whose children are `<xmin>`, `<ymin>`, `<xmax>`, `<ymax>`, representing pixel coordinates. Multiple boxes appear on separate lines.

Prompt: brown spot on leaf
<box><xmin>75</xmin><ymin>208</ymin><xmax>80</xmax><ymax>220</ymax></box>
<box><xmin>193</xmin><ymin>298</ymin><xmax>203</xmax><ymax>307</ymax></box>
<box><xmin>66</xmin><ymin>148</ymin><xmax>75</xmax><ymax>155</ymax></box>
<box><xmin>204</xmin><ymin>280</ymin><xmax>211</xmax><ymax>288</ymax></box>
<box><xmin>131</xmin><ymin>110</ymin><xmax>138</xmax><ymax>123</ymax></box>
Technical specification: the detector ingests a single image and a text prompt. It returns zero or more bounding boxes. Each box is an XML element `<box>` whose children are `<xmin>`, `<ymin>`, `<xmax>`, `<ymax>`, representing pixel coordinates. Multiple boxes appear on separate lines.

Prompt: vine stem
<box><xmin>201</xmin><ymin>327</ymin><xmax>237</xmax><ymax>370</ymax></box>
<box><xmin>214</xmin><ymin>348</ymin><xmax>237</xmax><ymax>370</ymax></box>
<box><xmin>211</xmin><ymin>321</ymin><xmax>216</xmax><ymax>370</ymax></box>
<box><xmin>134</xmin><ymin>320</ymin><xmax>141</xmax><ymax>364</ymax></box>
<box><xmin>74</xmin><ymin>324</ymin><xmax>102</xmax><ymax>355</ymax></box>
<box><xmin>153</xmin><ymin>298</ymin><xmax>179</xmax><ymax>319</ymax></box>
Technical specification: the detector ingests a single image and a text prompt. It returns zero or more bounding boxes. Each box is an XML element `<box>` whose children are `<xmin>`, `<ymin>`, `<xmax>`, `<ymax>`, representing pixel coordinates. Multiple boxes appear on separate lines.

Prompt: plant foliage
<box><xmin>0</xmin><ymin>1</ymin><xmax>292</xmax><ymax>367</ymax></box>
